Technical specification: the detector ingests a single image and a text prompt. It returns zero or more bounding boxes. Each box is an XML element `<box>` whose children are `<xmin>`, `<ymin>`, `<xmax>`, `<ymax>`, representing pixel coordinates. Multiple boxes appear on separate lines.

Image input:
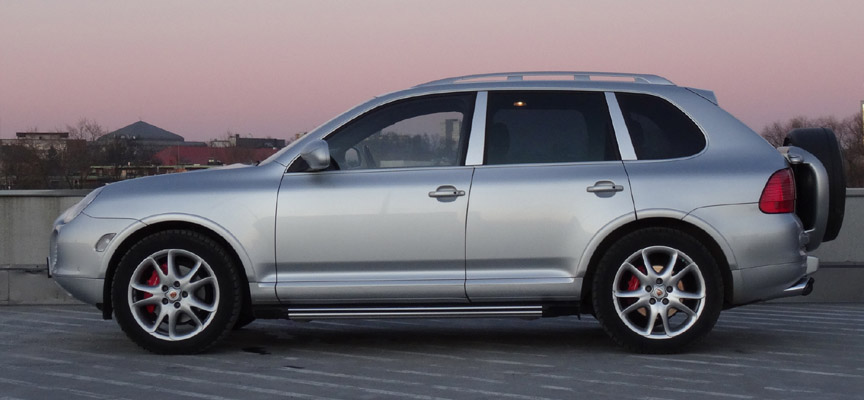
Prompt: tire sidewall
<box><xmin>112</xmin><ymin>230</ymin><xmax>241</xmax><ymax>354</ymax></box>
<box><xmin>592</xmin><ymin>228</ymin><xmax>723</xmax><ymax>353</ymax></box>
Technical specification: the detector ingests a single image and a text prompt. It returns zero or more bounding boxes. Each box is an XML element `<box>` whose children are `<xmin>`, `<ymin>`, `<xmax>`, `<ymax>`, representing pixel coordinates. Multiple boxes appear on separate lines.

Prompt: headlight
<box><xmin>59</xmin><ymin>187</ymin><xmax>104</xmax><ymax>224</ymax></box>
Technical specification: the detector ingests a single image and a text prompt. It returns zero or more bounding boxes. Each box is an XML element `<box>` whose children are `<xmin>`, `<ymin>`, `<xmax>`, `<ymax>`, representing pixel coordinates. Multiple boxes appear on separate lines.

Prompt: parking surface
<box><xmin>0</xmin><ymin>303</ymin><xmax>862</xmax><ymax>400</ymax></box>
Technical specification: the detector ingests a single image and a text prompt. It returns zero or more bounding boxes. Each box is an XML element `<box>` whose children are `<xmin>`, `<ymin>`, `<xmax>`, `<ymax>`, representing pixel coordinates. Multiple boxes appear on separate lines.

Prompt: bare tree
<box><xmin>60</xmin><ymin>118</ymin><xmax>107</xmax><ymax>188</ymax></box>
<box><xmin>760</xmin><ymin>113</ymin><xmax>864</xmax><ymax>187</ymax></box>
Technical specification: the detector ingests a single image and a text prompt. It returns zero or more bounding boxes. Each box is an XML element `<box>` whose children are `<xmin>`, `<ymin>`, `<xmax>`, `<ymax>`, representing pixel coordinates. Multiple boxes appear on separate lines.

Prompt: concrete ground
<box><xmin>0</xmin><ymin>303</ymin><xmax>862</xmax><ymax>400</ymax></box>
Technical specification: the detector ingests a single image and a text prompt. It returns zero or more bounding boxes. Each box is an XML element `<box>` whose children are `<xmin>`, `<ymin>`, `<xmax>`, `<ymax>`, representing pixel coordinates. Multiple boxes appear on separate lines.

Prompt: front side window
<box><xmin>616</xmin><ymin>92</ymin><xmax>706</xmax><ymax>160</ymax></box>
<box><xmin>484</xmin><ymin>91</ymin><xmax>619</xmax><ymax>165</ymax></box>
<box><xmin>325</xmin><ymin>93</ymin><xmax>475</xmax><ymax>170</ymax></box>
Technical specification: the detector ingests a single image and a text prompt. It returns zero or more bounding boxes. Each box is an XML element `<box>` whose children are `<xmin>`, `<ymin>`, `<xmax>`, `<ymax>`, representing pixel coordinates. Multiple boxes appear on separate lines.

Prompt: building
<box><xmin>0</xmin><ymin>131</ymin><xmax>79</xmax><ymax>152</ymax></box>
<box><xmin>210</xmin><ymin>134</ymin><xmax>285</xmax><ymax>149</ymax></box>
<box><xmin>97</xmin><ymin>121</ymin><xmax>206</xmax><ymax>148</ymax></box>
<box><xmin>152</xmin><ymin>146</ymin><xmax>279</xmax><ymax>166</ymax></box>
<box><xmin>99</xmin><ymin>121</ymin><xmax>182</xmax><ymax>144</ymax></box>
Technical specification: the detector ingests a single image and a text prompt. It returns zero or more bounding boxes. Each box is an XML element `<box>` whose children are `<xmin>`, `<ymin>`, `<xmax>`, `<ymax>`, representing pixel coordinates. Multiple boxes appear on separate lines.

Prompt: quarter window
<box><xmin>616</xmin><ymin>93</ymin><xmax>706</xmax><ymax>160</ymax></box>
<box><xmin>326</xmin><ymin>94</ymin><xmax>474</xmax><ymax>170</ymax></box>
<box><xmin>484</xmin><ymin>91</ymin><xmax>619</xmax><ymax>165</ymax></box>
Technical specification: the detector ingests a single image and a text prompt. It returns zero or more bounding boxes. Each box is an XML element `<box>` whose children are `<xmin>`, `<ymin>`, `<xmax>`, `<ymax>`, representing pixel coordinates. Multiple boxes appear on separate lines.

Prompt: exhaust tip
<box><xmin>802</xmin><ymin>277</ymin><xmax>815</xmax><ymax>296</ymax></box>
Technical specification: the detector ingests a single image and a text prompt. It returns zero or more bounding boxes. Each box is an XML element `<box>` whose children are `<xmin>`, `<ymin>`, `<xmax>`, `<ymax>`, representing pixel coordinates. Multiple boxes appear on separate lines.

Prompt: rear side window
<box><xmin>484</xmin><ymin>91</ymin><xmax>619</xmax><ymax>165</ymax></box>
<box><xmin>616</xmin><ymin>93</ymin><xmax>706</xmax><ymax>160</ymax></box>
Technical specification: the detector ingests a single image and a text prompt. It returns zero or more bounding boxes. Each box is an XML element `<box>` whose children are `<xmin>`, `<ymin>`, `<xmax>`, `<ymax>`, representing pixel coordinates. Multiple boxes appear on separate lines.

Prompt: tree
<box><xmin>60</xmin><ymin>118</ymin><xmax>106</xmax><ymax>188</ymax></box>
<box><xmin>0</xmin><ymin>144</ymin><xmax>46</xmax><ymax>189</ymax></box>
<box><xmin>760</xmin><ymin>113</ymin><xmax>864</xmax><ymax>187</ymax></box>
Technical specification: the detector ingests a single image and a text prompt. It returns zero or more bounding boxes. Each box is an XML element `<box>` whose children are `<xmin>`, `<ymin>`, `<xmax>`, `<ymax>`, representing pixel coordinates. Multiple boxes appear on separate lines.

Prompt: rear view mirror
<box><xmin>299</xmin><ymin>140</ymin><xmax>331</xmax><ymax>171</ymax></box>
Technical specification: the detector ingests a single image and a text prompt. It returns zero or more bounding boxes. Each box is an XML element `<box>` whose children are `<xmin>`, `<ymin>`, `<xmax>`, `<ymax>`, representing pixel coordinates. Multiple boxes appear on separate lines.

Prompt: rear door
<box><xmin>465</xmin><ymin>91</ymin><xmax>636</xmax><ymax>301</ymax></box>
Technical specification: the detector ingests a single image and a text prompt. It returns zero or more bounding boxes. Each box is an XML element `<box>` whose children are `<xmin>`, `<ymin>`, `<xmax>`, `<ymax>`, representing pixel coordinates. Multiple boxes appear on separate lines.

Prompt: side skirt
<box><xmin>252</xmin><ymin>303</ymin><xmax>581</xmax><ymax>321</ymax></box>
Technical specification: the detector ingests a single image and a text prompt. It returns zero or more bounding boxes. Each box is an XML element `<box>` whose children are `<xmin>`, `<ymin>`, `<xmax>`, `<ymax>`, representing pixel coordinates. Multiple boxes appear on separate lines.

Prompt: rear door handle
<box><xmin>429</xmin><ymin>185</ymin><xmax>466</xmax><ymax>198</ymax></box>
<box><xmin>587</xmin><ymin>181</ymin><xmax>624</xmax><ymax>193</ymax></box>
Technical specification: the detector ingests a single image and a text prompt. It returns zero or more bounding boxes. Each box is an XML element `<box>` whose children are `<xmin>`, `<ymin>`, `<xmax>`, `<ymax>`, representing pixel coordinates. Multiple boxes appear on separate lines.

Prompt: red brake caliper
<box><xmin>627</xmin><ymin>266</ymin><xmax>646</xmax><ymax>292</ymax></box>
<box><xmin>623</xmin><ymin>265</ymin><xmax>647</xmax><ymax>310</ymax></box>
<box><xmin>142</xmin><ymin>263</ymin><xmax>168</xmax><ymax>315</ymax></box>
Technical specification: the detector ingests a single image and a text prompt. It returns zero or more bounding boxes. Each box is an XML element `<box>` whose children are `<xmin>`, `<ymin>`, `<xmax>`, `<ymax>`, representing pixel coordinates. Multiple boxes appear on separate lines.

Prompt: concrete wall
<box><xmin>809</xmin><ymin>188</ymin><xmax>864</xmax><ymax>263</ymax></box>
<box><xmin>1</xmin><ymin>189</ymin><xmax>862</xmax><ymax>304</ymax></box>
<box><xmin>0</xmin><ymin>190</ymin><xmax>88</xmax><ymax>305</ymax></box>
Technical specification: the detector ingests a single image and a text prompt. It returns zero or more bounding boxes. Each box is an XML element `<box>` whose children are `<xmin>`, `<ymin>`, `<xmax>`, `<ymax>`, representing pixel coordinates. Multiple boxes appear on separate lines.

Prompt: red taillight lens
<box><xmin>760</xmin><ymin>169</ymin><xmax>795</xmax><ymax>213</ymax></box>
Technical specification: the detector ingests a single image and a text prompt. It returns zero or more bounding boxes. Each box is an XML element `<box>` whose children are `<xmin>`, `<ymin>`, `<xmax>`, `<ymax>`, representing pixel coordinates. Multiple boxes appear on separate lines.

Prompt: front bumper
<box><xmin>49</xmin><ymin>213</ymin><xmax>141</xmax><ymax>305</ymax></box>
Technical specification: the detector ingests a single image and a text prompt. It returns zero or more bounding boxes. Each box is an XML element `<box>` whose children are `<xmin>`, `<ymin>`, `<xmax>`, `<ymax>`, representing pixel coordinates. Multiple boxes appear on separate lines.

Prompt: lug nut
<box><xmin>656</xmin><ymin>278</ymin><xmax>663</xmax><ymax>284</ymax></box>
<box><xmin>667</xmin><ymin>286</ymin><xmax>674</xmax><ymax>292</ymax></box>
<box><xmin>161</xmin><ymin>285</ymin><xmax>168</xmax><ymax>292</ymax></box>
<box><xmin>161</xmin><ymin>298</ymin><xmax>169</xmax><ymax>305</ymax></box>
<box><xmin>173</xmin><ymin>302</ymin><xmax>181</xmax><ymax>309</ymax></box>
<box><xmin>662</xmin><ymin>298</ymin><xmax>669</xmax><ymax>305</ymax></box>
<box><xmin>645</xmin><ymin>286</ymin><xmax>652</xmax><ymax>292</ymax></box>
<box><xmin>649</xmin><ymin>298</ymin><xmax>656</xmax><ymax>304</ymax></box>
<box><xmin>181</xmin><ymin>292</ymin><xmax>188</xmax><ymax>298</ymax></box>
<box><xmin>173</xmin><ymin>281</ymin><xmax>180</xmax><ymax>288</ymax></box>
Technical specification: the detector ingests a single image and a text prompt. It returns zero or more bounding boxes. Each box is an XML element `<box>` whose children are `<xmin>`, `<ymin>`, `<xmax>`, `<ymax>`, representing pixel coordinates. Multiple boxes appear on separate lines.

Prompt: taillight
<box><xmin>759</xmin><ymin>168</ymin><xmax>795</xmax><ymax>213</ymax></box>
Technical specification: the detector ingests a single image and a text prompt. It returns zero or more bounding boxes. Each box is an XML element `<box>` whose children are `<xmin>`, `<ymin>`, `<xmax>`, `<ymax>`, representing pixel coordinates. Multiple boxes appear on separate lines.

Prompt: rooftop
<box><xmin>98</xmin><ymin>121</ymin><xmax>184</xmax><ymax>142</ymax></box>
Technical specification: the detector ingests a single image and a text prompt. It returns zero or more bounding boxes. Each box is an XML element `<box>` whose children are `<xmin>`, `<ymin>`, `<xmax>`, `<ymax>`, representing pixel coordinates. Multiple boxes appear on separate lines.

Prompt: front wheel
<box><xmin>592</xmin><ymin>228</ymin><xmax>723</xmax><ymax>353</ymax></box>
<box><xmin>112</xmin><ymin>230</ymin><xmax>242</xmax><ymax>354</ymax></box>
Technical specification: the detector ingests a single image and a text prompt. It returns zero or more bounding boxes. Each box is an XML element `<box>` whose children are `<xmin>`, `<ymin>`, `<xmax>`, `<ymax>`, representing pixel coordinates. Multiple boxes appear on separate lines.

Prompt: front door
<box><xmin>275</xmin><ymin>93</ymin><xmax>476</xmax><ymax>303</ymax></box>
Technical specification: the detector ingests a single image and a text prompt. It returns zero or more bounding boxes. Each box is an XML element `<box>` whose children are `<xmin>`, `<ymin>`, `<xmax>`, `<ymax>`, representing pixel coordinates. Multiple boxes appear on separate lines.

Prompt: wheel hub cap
<box><xmin>612</xmin><ymin>245</ymin><xmax>707</xmax><ymax>339</ymax></box>
<box><xmin>128</xmin><ymin>249</ymin><xmax>220</xmax><ymax>341</ymax></box>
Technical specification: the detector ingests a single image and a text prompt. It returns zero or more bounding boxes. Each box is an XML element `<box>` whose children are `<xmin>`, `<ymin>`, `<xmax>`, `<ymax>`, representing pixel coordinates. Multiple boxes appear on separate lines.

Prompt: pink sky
<box><xmin>1</xmin><ymin>0</ymin><xmax>862</xmax><ymax>141</ymax></box>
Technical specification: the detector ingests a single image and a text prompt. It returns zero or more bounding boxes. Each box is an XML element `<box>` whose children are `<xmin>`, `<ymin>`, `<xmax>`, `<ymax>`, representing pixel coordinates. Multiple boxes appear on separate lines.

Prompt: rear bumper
<box><xmin>732</xmin><ymin>256</ymin><xmax>818</xmax><ymax>304</ymax></box>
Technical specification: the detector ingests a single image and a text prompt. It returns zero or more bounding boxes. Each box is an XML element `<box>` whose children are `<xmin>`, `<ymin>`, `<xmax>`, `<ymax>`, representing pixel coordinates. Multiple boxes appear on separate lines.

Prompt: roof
<box><xmin>152</xmin><ymin>146</ymin><xmax>279</xmax><ymax>166</ymax></box>
<box><xmin>415</xmin><ymin>71</ymin><xmax>675</xmax><ymax>87</ymax></box>
<box><xmin>99</xmin><ymin>121</ymin><xmax>184</xmax><ymax>142</ymax></box>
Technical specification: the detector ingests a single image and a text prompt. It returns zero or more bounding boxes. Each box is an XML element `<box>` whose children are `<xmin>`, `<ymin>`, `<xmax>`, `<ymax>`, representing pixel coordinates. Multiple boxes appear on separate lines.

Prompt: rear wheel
<box><xmin>112</xmin><ymin>230</ymin><xmax>242</xmax><ymax>354</ymax></box>
<box><xmin>592</xmin><ymin>228</ymin><xmax>723</xmax><ymax>353</ymax></box>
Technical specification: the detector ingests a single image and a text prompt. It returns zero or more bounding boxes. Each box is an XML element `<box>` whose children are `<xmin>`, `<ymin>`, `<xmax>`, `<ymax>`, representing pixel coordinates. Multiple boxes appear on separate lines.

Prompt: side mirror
<box><xmin>299</xmin><ymin>140</ymin><xmax>331</xmax><ymax>171</ymax></box>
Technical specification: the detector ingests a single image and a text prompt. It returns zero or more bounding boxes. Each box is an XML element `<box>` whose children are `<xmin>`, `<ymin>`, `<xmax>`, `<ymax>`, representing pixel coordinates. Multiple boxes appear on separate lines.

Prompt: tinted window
<box><xmin>326</xmin><ymin>93</ymin><xmax>474</xmax><ymax>170</ymax></box>
<box><xmin>484</xmin><ymin>91</ymin><xmax>619</xmax><ymax>165</ymax></box>
<box><xmin>616</xmin><ymin>93</ymin><xmax>706</xmax><ymax>160</ymax></box>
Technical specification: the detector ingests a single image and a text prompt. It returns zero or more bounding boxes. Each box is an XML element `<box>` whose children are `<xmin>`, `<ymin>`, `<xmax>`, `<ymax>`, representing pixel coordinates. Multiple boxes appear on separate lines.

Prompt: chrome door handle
<box><xmin>429</xmin><ymin>185</ymin><xmax>466</xmax><ymax>198</ymax></box>
<box><xmin>587</xmin><ymin>181</ymin><xmax>624</xmax><ymax>193</ymax></box>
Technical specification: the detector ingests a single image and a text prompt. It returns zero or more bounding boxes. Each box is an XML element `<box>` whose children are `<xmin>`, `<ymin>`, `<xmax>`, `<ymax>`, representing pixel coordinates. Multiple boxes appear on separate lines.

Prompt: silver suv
<box><xmin>49</xmin><ymin>72</ymin><xmax>845</xmax><ymax>354</ymax></box>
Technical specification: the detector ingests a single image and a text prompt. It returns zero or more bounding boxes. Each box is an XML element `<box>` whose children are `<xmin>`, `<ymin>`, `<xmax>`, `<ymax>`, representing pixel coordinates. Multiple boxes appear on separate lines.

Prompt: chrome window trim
<box><xmin>605</xmin><ymin>92</ymin><xmax>637</xmax><ymax>161</ymax></box>
<box><xmin>465</xmin><ymin>91</ymin><xmax>488</xmax><ymax>166</ymax></box>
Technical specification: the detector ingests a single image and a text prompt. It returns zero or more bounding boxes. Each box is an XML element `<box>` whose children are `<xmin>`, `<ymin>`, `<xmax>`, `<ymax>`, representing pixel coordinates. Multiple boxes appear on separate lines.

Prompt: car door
<box><xmin>465</xmin><ymin>91</ymin><xmax>636</xmax><ymax>301</ymax></box>
<box><xmin>275</xmin><ymin>93</ymin><xmax>476</xmax><ymax>303</ymax></box>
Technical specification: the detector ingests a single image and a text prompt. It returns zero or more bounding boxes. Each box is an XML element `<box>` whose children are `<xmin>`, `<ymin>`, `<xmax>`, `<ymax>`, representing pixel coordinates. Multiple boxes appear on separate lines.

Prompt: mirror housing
<box><xmin>299</xmin><ymin>140</ymin><xmax>331</xmax><ymax>171</ymax></box>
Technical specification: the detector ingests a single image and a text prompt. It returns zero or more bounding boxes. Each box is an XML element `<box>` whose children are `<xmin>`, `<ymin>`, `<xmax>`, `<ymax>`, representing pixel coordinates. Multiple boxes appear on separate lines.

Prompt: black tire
<box><xmin>592</xmin><ymin>228</ymin><xmax>723</xmax><ymax>353</ymax></box>
<box><xmin>784</xmin><ymin>128</ymin><xmax>846</xmax><ymax>241</ymax></box>
<box><xmin>232</xmin><ymin>310</ymin><xmax>256</xmax><ymax>330</ymax></box>
<box><xmin>112</xmin><ymin>230</ymin><xmax>242</xmax><ymax>354</ymax></box>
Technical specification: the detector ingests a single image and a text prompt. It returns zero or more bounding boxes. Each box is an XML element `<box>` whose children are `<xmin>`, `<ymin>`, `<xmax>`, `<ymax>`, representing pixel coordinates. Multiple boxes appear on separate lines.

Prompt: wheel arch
<box><xmin>579</xmin><ymin>216</ymin><xmax>735</xmax><ymax>312</ymax></box>
<box><xmin>100</xmin><ymin>217</ymin><xmax>254</xmax><ymax>321</ymax></box>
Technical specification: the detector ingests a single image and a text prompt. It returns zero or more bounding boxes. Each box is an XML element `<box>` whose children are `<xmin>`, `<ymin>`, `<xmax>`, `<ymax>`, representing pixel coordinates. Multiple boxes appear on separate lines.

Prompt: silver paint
<box><xmin>49</xmin><ymin>72</ymin><xmax>828</xmax><ymax>327</ymax></box>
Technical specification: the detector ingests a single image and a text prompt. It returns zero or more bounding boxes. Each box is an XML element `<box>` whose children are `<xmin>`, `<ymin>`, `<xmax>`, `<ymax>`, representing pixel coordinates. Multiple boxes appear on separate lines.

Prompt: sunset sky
<box><xmin>1</xmin><ymin>0</ymin><xmax>862</xmax><ymax>141</ymax></box>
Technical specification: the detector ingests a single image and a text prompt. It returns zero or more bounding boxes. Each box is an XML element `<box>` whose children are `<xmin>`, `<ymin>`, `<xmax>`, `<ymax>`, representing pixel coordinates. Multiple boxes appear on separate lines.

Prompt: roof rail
<box><xmin>416</xmin><ymin>71</ymin><xmax>674</xmax><ymax>87</ymax></box>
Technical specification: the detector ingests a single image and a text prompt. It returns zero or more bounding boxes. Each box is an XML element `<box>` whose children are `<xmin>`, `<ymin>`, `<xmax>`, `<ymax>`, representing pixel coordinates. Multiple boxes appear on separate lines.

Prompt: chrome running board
<box><xmin>286</xmin><ymin>305</ymin><xmax>544</xmax><ymax>320</ymax></box>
